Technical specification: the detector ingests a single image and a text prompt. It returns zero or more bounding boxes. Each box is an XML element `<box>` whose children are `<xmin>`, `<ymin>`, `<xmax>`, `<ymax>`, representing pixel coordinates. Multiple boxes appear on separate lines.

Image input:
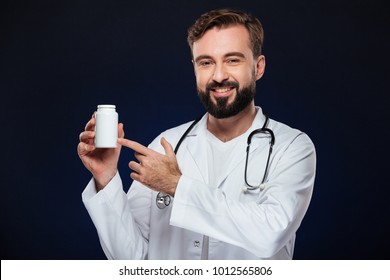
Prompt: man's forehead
<box><xmin>192</xmin><ymin>25</ymin><xmax>252</xmax><ymax>58</ymax></box>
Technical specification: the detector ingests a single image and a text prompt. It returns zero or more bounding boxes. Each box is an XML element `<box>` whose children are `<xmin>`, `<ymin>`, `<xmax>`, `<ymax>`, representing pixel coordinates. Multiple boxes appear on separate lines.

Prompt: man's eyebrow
<box><xmin>224</xmin><ymin>52</ymin><xmax>246</xmax><ymax>59</ymax></box>
<box><xmin>194</xmin><ymin>52</ymin><xmax>246</xmax><ymax>63</ymax></box>
<box><xmin>194</xmin><ymin>55</ymin><xmax>212</xmax><ymax>64</ymax></box>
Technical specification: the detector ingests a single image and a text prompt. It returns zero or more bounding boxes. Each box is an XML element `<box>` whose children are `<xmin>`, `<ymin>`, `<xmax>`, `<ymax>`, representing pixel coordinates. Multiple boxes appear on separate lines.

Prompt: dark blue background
<box><xmin>1</xmin><ymin>0</ymin><xmax>389</xmax><ymax>259</ymax></box>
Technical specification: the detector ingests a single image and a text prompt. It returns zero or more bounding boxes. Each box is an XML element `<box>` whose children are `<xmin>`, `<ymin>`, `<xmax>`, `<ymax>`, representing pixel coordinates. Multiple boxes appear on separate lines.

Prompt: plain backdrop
<box><xmin>1</xmin><ymin>0</ymin><xmax>389</xmax><ymax>259</ymax></box>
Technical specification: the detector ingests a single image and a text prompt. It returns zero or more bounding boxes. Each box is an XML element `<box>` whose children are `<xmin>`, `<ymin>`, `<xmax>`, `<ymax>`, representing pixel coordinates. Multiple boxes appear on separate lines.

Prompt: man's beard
<box><xmin>197</xmin><ymin>80</ymin><xmax>256</xmax><ymax>119</ymax></box>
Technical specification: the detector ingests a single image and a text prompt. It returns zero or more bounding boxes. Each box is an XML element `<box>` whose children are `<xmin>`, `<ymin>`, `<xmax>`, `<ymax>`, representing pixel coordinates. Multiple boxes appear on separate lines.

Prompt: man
<box><xmin>78</xmin><ymin>8</ymin><xmax>316</xmax><ymax>259</ymax></box>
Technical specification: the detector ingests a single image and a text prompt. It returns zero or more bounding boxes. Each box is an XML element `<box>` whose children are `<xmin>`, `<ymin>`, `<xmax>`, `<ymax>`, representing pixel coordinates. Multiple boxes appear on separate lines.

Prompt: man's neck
<box><xmin>207</xmin><ymin>103</ymin><xmax>256</xmax><ymax>142</ymax></box>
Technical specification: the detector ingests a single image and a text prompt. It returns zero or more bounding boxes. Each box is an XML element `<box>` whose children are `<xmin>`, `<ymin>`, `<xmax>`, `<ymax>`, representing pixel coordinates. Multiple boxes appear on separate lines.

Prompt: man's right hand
<box><xmin>77</xmin><ymin>113</ymin><xmax>124</xmax><ymax>191</ymax></box>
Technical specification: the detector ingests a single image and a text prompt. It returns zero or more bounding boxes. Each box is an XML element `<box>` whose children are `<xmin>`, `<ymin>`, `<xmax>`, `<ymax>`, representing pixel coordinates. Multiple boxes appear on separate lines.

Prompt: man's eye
<box><xmin>199</xmin><ymin>61</ymin><xmax>212</xmax><ymax>67</ymax></box>
<box><xmin>227</xmin><ymin>59</ymin><xmax>240</xmax><ymax>64</ymax></box>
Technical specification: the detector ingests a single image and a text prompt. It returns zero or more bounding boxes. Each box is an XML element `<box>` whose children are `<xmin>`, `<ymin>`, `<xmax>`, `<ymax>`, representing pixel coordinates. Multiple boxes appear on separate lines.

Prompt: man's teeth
<box><xmin>214</xmin><ymin>88</ymin><xmax>230</xmax><ymax>93</ymax></box>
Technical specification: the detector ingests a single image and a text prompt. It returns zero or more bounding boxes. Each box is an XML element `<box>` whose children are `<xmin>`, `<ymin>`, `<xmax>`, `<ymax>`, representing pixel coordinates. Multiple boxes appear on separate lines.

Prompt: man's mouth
<box><xmin>211</xmin><ymin>86</ymin><xmax>235</xmax><ymax>97</ymax></box>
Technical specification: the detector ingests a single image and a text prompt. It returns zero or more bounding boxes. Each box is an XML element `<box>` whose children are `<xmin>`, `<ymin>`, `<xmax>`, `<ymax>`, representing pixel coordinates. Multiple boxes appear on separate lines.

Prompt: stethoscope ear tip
<box><xmin>259</xmin><ymin>183</ymin><xmax>266</xmax><ymax>191</ymax></box>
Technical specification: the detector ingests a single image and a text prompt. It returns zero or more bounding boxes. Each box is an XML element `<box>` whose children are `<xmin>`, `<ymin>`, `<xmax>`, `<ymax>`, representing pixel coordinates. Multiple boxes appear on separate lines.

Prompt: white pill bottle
<box><xmin>94</xmin><ymin>104</ymin><xmax>118</xmax><ymax>148</ymax></box>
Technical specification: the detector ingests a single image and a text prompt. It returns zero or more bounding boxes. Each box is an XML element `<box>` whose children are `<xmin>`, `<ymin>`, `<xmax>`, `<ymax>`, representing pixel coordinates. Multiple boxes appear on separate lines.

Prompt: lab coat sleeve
<box><xmin>82</xmin><ymin>172</ymin><xmax>151</xmax><ymax>259</ymax></box>
<box><xmin>170</xmin><ymin>133</ymin><xmax>316</xmax><ymax>258</ymax></box>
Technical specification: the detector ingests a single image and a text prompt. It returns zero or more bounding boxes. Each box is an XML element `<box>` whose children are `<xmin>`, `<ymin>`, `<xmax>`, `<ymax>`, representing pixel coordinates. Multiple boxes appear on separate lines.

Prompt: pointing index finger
<box><xmin>118</xmin><ymin>138</ymin><xmax>151</xmax><ymax>155</ymax></box>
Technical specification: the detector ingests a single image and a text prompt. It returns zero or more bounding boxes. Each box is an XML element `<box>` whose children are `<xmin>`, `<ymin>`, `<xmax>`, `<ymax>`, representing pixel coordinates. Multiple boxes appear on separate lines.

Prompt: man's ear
<box><xmin>255</xmin><ymin>55</ymin><xmax>266</xmax><ymax>80</ymax></box>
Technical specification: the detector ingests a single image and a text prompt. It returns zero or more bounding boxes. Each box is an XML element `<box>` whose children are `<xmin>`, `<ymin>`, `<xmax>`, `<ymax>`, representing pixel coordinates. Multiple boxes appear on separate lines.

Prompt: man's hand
<box><xmin>118</xmin><ymin>137</ymin><xmax>181</xmax><ymax>196</ymax></box>
<box><xmin>77</xmin><ymin>113</ymin><xmax>124</xmax><ymax>191</ymax></box>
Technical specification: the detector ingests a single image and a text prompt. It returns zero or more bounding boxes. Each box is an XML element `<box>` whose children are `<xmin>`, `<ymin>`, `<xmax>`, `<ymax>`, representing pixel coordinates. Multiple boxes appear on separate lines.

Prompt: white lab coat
<box><xmin>82</xmin><ymin>107</ymin><xmax>316</xmax><ymax>259</ymax></box>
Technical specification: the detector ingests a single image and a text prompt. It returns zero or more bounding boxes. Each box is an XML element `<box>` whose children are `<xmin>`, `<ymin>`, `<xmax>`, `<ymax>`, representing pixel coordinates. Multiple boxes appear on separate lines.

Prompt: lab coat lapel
<box><xmin>245</xmin><ymin>108</ymin><xmax>269</xmax><ymax>158</ymax></box>
<box><xmin>184</xmin><ymin>115</ymin><xmax>210</xmax><ymax>184</ymax></box>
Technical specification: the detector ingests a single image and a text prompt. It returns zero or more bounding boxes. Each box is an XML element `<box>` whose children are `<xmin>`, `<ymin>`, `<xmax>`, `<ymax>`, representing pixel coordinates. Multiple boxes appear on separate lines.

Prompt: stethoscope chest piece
<box><xmin>242</xmin><ymin>183</ymin><xmax>266</xmax><ymax>193</ymax></box>
<box><xmin>156</xmin><ymin>192</ymin><xmax>171</xmax><ymax>209</ymax></box>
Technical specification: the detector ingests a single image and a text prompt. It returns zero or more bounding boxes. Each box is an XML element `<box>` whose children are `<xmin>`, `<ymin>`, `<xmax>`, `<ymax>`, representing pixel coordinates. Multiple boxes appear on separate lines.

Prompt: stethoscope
<box><xmin>156</xmin><ymin>114</ymin><xmax>275</xmax><ymax>209</ymax></box>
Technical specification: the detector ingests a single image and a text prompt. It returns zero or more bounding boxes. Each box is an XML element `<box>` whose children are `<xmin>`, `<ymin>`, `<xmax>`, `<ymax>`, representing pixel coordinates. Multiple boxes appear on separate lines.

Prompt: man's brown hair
<box><xmin>187</xmin><ymin>8</ymin><xmax>264</xmax><ymax>58</ymax></box>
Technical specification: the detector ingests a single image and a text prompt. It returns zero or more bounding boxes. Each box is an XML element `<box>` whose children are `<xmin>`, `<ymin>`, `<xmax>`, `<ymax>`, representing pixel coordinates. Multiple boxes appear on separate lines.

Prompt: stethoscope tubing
<box><xmin>244</xmin><ymin>121</ymin><xmax>275</xmax><ymax>191</ymax></box>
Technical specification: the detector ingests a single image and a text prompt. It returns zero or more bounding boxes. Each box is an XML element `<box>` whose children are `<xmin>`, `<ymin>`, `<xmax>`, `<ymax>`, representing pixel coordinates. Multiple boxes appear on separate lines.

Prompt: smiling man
<box><xmin>194</xmin><ymin>25</ymin><xmax>263</xmax><ymax>121</ymax></box>
<box><xmin>78</xmin><ymin>8</ymin><xmax>316</xmax><ymax>259</ymax></box>
<box><xmin>193</xmin><ymin>23</ymin><xmax>264</xmax><ymax>141</ymax></box>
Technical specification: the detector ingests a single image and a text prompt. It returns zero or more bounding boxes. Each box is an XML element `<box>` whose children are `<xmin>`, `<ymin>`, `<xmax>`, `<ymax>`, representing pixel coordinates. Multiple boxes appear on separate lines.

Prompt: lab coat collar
<box><xmin>251</xmin><ymin>106</ymin><xmax>267</xmax><ymax>131</ymax></box>
<box><xmin>184</xmin><ymin>106</ymin><xmax>268</xmax><ymax>186</ymax></box>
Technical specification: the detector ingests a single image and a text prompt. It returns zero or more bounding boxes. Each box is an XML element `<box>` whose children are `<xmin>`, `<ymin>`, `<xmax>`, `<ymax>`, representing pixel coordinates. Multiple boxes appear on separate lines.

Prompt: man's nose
<box><xmin>212</xmin><ymin>63</ymin><xmax>229</xmax><ymax>83</ymax></box>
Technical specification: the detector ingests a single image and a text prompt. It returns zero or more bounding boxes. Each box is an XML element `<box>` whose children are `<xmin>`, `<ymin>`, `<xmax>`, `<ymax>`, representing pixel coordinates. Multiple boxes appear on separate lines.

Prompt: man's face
<box><xmin>192</xmin><ymin>25</ymin><xmax>265</xmax><ymax>118</ymax></box>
